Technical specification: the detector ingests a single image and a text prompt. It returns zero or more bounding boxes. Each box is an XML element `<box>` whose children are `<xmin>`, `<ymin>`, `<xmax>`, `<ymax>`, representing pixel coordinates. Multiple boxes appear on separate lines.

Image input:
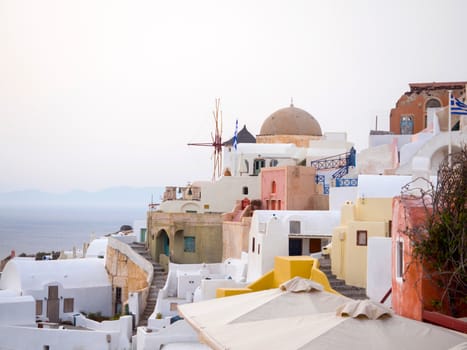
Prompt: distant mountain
<box><xmin>0</xmin><ymin>186</ymin><xmax>165</xmax><ymax>208</ymax></box>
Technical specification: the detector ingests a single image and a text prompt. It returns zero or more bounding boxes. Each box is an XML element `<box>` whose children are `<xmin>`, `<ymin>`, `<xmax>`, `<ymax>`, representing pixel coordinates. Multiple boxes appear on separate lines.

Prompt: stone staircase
<box><xmin>319</xmin><ymin>256</ymin><xmax>368</xmax><ymax>300</ymax></box>
<box><xmin>129</xmin><ymin>242</ymin><xmax>168</xmax><ymax>327</ymax></box>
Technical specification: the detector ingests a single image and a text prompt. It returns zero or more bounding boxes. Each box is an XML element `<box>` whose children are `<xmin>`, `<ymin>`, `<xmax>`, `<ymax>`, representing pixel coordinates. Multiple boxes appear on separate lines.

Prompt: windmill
<box><xmin>188</xmin><ymin>98</ymin><xmax>223</xmax><ymax>181</ymax></box>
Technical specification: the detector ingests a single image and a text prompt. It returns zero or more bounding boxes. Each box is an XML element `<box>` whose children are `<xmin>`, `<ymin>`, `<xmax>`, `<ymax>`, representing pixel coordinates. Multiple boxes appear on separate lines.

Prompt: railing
<box><xmin>335</xmin><ymin>178</ymin><xmax>358</xmax><ymax>187</ymax></box>
<box><xmin>332</xmin><ymin>166</ymin><xmax>349</xmax><ymax>179</ymax></box>
<box><xmin>310</xmin><ymin>147</ymin><xmax>356</xmax><ymax>170</ymax></box>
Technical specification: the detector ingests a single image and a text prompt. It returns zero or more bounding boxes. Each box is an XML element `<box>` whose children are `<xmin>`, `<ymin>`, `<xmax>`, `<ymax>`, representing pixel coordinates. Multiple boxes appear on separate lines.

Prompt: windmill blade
<box><xmin>188</xmin><ymin>98</ymin><xmax>224</xmax><ymax>181</ymax></box>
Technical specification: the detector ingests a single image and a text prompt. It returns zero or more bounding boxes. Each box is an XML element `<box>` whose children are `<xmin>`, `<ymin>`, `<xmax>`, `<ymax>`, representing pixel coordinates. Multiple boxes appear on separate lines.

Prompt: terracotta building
<box><xmin>390</xmin><ymin>82</ymin><xmax>466</xmax><ymax>135</ymax></box>
<box><xmin>260</xmin><ymin>165</ymin><xmax>328</xmax><ymax>211</ymax></box>
<box><xmin>391</xmin><ymin>196</ymin><xmax>467</xmax><ymax>332</ymax></box>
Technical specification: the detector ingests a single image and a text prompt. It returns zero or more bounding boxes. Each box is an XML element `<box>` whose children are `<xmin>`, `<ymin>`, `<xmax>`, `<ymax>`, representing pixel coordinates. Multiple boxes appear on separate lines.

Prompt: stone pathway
<box><xmin>129</xmin><ymin>242</ymin><xmax>168</xmax><ymax>327</ymax></box>
<box><xmin>319</xmin><ymin>255</ymin><xmax>368</xmax><ymax>299</ymax></box>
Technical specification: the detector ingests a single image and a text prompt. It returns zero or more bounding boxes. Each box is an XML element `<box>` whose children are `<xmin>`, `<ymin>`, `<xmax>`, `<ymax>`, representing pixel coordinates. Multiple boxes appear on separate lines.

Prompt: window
<box><xmin>242</xmin><ymin>186</ymin><xmax>249</xmax><ymax>195</ymax></box>
<box><xmin>400</xmin><ymin>115</ymin><xmax>414</xmax><ymax>134</ymax></box>
<box><xmin>356</xmin><ymin>230</ymin><xmax>367</xmax><ymax>246</ymax></box>
<box><xmin>257</xmin><ymin>244</ymin><xmax>261</xmax><ymax>255</ymax></box>
<box><xmin>290</xmin><ymin>221</ymin><xmax>301</xmax><ymax>234</ymax></box>
<box><xmin>253</xmin><ymin>159</ymin><xmax>266</xmax><ymax>175</ymax></box>
<box><xmin>36</xmin><ymin>300</ymin><xmax>43</xmax><ymax>315</ymax></box>
<box><xmin>270</xmin><ymin>159</ymin><xmax>278</xmax><ymax>167</ymax></box>
<box><xmin>271</xmin><ymin>181</ymin><xmax>277</xmax><ymax>194</ymax></box>
<box><xmin>252</xmin><ymin>237</ymin><xmax>255</xmax><ymax>252</ymax></box>
<box><xmin>184</xmin><ymin>236</ymin><xmax>196</xmax><ymax>252</ymax></box>
<box><xmin>388</xmin><ymin>220</ymin><xmax>392</xmax><ymax>238</ymax></box>
<box><xmin>63</xmin><ymin>298</ymin><xmax>74</xmax><ymax>313</ymax></box>
<box><xmin>425</xmin><ymin>98</ymin><xmax>441</xmax><ymax>109</ymax></box>
<box><xmin>396</xmin><ymin>240</ymin><xmax>404</xmax><ymax>279</ymax></box>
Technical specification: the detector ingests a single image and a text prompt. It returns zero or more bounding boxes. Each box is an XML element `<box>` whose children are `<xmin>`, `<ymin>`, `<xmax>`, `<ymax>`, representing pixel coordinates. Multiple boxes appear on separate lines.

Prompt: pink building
<box><xmin>260</xmin><ymin>166</ymin><xmax>328</xmax><ymax>211</ymax></box>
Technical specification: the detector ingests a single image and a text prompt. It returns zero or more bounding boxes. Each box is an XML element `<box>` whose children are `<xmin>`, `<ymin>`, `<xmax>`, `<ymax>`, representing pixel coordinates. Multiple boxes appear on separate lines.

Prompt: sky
<box><xmin>1</xmin><ymin>0</ymin><xmax>467</xmax><ymax>193</ymax></box>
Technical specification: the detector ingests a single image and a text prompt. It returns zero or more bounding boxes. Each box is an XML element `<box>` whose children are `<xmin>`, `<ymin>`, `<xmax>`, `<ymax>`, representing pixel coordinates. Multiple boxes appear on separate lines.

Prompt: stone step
<box><xmin>130</xmin><ymin>243</ymin><xmax>169</xmax><ymax>327</ymax></box>
<box><xmin>319</xmin><ymin>257</ymin><xmax>368</xmax><ymax>300</ymax></box>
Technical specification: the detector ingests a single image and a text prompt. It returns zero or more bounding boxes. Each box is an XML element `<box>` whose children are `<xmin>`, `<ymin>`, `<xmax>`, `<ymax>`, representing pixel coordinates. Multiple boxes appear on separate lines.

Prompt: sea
<box><xmin>0</xmin><ymin>205</ymin><xmax>146</xmax><ymax>259</ymax></box>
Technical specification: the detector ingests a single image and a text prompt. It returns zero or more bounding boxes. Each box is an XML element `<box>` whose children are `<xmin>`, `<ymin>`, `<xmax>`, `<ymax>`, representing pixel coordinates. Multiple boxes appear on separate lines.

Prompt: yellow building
<box><xmin>330</xmin><ymin>175</ymin><xmax>411</xmax><ymax>288</ymax></box>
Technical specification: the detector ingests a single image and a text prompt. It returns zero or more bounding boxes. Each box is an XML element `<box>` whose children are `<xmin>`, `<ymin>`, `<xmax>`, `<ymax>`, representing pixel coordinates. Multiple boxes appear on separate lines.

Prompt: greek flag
<box><xmin>233</xmin><ymin>119</ymin><xmax>238</xmax><ymax>150</ymax></box>
<box><xmin>451</xmin><ymin>95</ymin><xmax>467</xmax><ymax>115</ymax></box>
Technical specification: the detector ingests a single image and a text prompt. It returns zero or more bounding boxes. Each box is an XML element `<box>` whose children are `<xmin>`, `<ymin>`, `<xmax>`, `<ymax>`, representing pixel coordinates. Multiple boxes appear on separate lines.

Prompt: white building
<box><xmin>247</xmin><ymin>210</ymin><xmax>340</xmax><ymax>282</ymax></box>
<box><xmin>0</xmin><ymin>257</ymin><xmax>112</xmax><ymax>323</ymax></box>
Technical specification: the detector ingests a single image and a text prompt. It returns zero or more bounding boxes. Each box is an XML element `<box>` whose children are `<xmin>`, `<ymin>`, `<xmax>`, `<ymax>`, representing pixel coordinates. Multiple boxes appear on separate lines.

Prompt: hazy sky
<box><xmin>1</xmin><ymin>0</ymin><xmax>467</xmax><ymax>193</ymax></box>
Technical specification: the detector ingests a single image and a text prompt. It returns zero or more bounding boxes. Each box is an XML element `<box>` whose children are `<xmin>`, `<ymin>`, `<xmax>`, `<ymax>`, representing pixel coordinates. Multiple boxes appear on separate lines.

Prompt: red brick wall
<box><xmin>389</xmin><ymin>85</ymin><xmax>465</xmax><ymax>135</ymax></box>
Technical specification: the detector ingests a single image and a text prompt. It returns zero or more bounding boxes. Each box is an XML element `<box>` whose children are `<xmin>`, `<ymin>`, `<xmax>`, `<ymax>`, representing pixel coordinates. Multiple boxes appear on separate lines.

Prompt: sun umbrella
<box><xmin>178</xmin><ymin>278</ymin><xmax>467</xmax><ymax>350</ymax></box>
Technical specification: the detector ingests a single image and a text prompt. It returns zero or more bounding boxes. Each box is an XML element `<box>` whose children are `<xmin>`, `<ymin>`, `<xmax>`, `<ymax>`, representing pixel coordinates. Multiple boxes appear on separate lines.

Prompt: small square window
<box><xmin>356</xmin><ymin>230</ymin><xmax>367</xmax><ymax>246</ymax></box>
<box><xmin>290</xmin><ymin>221</ymin><xmax>301</xmax><ymax>234</ymax></box>
<box><xmin>184</xmin><ymin>236</ymin><xmax>196</xmax><ymax>253</ymax></box>
<box><xmin>63</xmin><ymin>298</ymin><xmax>74</xmax><ymax>313</ymax></box>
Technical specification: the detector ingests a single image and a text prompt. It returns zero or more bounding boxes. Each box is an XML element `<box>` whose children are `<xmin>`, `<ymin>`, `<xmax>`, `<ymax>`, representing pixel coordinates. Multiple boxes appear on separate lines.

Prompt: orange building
<box><xmin>390</xmin><ymin>82</ymin><xmax>466</xmax><ymax>135</ymax></box>
<box><xmin>391</xmin><ymin>196</ymin><xmax>467</xmax><ymax>332</ymax></box>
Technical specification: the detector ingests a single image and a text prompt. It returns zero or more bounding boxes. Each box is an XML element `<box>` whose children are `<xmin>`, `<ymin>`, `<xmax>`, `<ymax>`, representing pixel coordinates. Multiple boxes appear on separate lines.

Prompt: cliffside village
<box><xmin>0</xmin><ymin>81</ymin><xmax>466</xmax><ymax>349</ymax></box>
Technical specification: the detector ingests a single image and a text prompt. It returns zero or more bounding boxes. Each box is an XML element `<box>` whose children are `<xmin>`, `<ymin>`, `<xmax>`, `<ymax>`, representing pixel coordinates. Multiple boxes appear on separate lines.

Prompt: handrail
<box><xmin>380</xmin><ymin>287</ymin><xmax>392</xmax><ymax>304</ymax></box>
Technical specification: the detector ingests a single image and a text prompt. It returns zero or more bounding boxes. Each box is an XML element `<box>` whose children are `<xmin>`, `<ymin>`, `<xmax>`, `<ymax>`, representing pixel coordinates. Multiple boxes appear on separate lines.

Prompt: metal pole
<box><xmin>448</xmin><ymin>90</ymin><xmax>452</xmax><ymax>167</ymax></box>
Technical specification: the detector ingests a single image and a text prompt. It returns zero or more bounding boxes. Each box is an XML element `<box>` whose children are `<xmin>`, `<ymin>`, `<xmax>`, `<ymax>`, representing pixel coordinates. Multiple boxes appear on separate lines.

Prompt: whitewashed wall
<box><xmin>0</xmin><ymin>325</ymin><xmax>123</xmax><ymax>350</ymax></box>
<box><xmin>0</xmin><ymin>295</ymin><xmax>35</xmax><ymax>326</ymax></box>
<box><xmin>367</xmin><ymin>237</ymin><xmax>392</xmax><ymax>307</ymax></box>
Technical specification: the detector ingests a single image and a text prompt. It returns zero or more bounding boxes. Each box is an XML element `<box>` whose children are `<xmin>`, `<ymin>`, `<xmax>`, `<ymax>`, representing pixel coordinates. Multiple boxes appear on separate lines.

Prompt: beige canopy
<box><xmin>178</xmin><ymin>279</ymin><xmax>467</xmax><ymax>350</ymax></box>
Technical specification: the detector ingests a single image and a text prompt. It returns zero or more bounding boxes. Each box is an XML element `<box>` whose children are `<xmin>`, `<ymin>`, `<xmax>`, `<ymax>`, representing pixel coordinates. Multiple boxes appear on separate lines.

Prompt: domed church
<box><xmin>257</xmin><ymin>102</ymin><xmax>323</xmax><ymax>147</ymax></box>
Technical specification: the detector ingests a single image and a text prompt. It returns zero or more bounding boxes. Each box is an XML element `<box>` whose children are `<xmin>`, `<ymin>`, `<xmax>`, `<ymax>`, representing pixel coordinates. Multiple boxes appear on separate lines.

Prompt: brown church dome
<box><xmin>259</xmin><ymin>104</ymin><xmax>322</xmax><ymax>136</ymax></box>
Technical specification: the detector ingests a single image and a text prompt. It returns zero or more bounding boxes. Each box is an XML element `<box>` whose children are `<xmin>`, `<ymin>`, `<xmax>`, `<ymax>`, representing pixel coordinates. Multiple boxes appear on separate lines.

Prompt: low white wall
<box><xmin>193</xmin><ymin>279</ymin><xmax>247</xmax><ymax>301</ymax></box>
<box><xmin>0</xmin><ymin>325</ymin><xmax>122</xmax><ymax>350</ymax></box>
<box><xmin>0</xmin><ymin>295</ymin><xmax>35</xmax><ymax>326</ymax></box>
<box><xmin>136</xmin><ymin>320</ymin><xmax>199</xmax><ymax>350</ymax></box>
<box><xmin>128</xmin><ymin>291</ymin><xmax>141</xmax><ymax>326</ymax></box>
<box><xmin>329</xmin><ymin>187</ymin><xmax>358</xmax><ymax>211</ymax></box>
<box><xmin>367</xmin><ymin>237</ymin><xmax>392</xmax><ymax>306</ymax></box>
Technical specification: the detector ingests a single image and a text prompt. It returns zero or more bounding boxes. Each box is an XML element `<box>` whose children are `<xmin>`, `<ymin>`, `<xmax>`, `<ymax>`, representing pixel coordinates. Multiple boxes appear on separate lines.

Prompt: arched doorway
<box><xmin>156</xmin><ymin>230</ymin><xmax>170</xmax><ymax>261</ymax></box>
<box><xmin>425</xmin><ymin>98</ymin><xmax>442</xmax><ymax>128</ymax></box>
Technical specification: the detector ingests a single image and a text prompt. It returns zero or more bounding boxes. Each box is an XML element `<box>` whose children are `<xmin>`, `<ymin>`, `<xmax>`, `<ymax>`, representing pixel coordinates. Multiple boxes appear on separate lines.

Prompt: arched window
<box><xmin>271</xmin><ymin>181</ymin><xmax>277</xmax><ymax>194</ymax></box>
<box><xmin>425</xmin><ymin>98</ymin><xmax>441</xmax><ymax>109</ymax></box>
<box><xmin>270</xmin><ymin>159</ymin><xmax>278</xmax><ymax>167</ymax></box>
<box><xmin>243</xmin><ymin>160</ymin><xmax>249</xmax><ymax>173</ymax></box>
<box><xmin>253</xmin><ymin>159</ymin><xmax>266</xmax><ymax>175</ymax></box>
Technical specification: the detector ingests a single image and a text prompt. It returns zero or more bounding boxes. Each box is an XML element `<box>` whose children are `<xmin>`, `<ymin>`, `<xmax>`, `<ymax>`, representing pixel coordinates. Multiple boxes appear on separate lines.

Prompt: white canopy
<box><xmin>179</xmin><ymin>281</ymin><xmax>466</xmax><ymax>350</ymax></box>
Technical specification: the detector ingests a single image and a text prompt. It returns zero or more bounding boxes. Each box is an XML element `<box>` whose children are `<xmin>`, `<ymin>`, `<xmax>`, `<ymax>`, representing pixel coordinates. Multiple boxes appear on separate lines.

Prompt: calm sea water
<box><xmin>0</xmin><ymin>205</ymin><xmax>146</xmax><ymax>259</ymax></box>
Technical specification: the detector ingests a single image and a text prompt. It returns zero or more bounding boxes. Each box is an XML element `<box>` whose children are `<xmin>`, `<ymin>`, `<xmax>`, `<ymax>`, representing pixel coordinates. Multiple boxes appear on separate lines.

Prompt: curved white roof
<box><xmin>85</xmin><ymin>237</ymin><xmax>108</xmax><ymax>259</ymax></box>
<box><xmin>0</xmin><ymin>258</ymin><xmax>110</xmax><ymax>292</ymax></box>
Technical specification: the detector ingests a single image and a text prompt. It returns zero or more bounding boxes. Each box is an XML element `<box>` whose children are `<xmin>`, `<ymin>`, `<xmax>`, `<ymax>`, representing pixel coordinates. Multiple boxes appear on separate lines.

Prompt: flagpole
<box><xmin>233</xmin><ymin>119</ymin><xmax>238</xmax><ymax>176</ymax></box>
<box><xmin>448</xmin><ymin>90</ymin><xmax>452</xmax><ymax>167</ymax></box>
